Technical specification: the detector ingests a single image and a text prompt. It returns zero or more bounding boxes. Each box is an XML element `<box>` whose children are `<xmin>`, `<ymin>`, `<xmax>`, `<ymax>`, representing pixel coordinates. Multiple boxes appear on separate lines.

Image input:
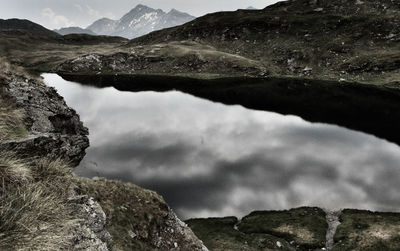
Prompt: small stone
<box><xmin>128</xmin><ymin>230</ymin><xmax>137</xmax><ymax>239</ymax></box>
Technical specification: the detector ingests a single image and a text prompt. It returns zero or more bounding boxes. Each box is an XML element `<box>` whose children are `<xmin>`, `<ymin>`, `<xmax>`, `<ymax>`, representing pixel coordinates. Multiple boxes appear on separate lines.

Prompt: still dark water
<box><xmin>43</xmin><ymin>73</ymin><xmax>400</xmax><ymax>219</ymax></box>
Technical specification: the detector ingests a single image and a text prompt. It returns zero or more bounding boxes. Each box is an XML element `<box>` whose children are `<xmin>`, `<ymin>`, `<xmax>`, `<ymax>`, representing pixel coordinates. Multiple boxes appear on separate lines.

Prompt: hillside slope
<box><xmin>0</xmin><ymin>30</ymin><xmax>128</xmax><ymax>72</ymax></box>
<box><xmin>130</xmin><ymin>0</ymin><xmax>400</xmax><ymax>84</ymax></box>
<box><xmin>3</xmin><ymin>0</ymin><xmax>400</xmax><ymax>84</ymax></box>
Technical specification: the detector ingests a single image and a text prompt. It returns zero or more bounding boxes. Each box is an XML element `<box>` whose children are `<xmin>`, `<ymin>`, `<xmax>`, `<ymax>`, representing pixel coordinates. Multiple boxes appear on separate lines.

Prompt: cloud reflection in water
<box><xmin>43</xmin><ymin>73</ymin><xmax>400</xmax><ymax>219</ymax></box>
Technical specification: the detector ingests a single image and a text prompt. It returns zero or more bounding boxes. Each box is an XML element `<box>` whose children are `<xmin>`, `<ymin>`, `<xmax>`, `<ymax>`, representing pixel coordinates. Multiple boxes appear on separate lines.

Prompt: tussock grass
<box><xmin>0</xmin><ymin>152</ymin><xmax>77</xmax><ymax>250</ymax></box>
<box><xmin>0</xmin><ymin>60</ymin><xmax>29</xmax><ymax>141</ymax></box>
<box><xmin>0</xmin><ymin>58</ymin><xmax>40</xmax><ymax>81</ymax></box>
<box><xmin>0</xmin><ymin>96</ymin><xmax>28</xmax><ymax>141</ymax></box>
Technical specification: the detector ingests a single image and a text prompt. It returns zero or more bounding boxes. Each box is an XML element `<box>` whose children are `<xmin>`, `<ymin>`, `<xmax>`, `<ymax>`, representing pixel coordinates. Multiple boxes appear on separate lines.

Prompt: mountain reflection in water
<box><xmin>44</xmin><ymin>73</ymin><xmax>400</xmax><ymax>219</ymax></box>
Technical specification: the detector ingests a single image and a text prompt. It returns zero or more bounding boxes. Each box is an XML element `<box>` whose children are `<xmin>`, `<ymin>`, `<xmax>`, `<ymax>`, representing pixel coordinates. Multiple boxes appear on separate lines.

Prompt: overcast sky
<box><xmin>1</xmin><ymin>0</ymin><xmax>282</xmax><ymax>30</ymax></box>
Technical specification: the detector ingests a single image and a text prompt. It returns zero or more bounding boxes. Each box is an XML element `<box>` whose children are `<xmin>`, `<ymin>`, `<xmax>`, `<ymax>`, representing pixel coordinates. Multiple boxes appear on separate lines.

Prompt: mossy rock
<box><xmin>238</xmin><ymin>207</ymin><xmax>328</xmax><ymax>250</ymax></box>
<box><xmin>186</xmin><ymin>217</ymin><xmax>294</xmax><ymax>251</ymax></box>
<box><xmin>333</xmin><ymin>209</ymin><xmax>400</xmax><ymax>251</ymax></box>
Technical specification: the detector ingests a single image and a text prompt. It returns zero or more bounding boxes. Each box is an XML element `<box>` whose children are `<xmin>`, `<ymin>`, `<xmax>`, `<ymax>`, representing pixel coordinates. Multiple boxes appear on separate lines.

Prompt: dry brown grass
<box><xmin>334</xmin><ymin>209</ymin><xmax>400</xmax><ymax>250</ymax></box>
<box><xmin>0</xmin><ymin>152</ymin><xmax>77</xmax><ymax>250</ymax></box>
<box><xmin>343</xmin><ymin>223</ymin><xmax>400</xmax><ymax>250</ymax></box>
<box><xmin>0</xmin><ymin>96</ymin><xmax>28</xmax><ymax>141</ymax></box>
<box><xmin>0</xmin><ymin>59</ymin><xmax>30</xmax><ymax>141</ymax></box>
<box><xmin>275</xmin><ymin>224</ymin><xmax>315</xmax><ymax>244</ymax></box>
<box><xmin>0</xmin><ymin>58</ymin><xmax>40</xmax><ymax>80</ymax></box>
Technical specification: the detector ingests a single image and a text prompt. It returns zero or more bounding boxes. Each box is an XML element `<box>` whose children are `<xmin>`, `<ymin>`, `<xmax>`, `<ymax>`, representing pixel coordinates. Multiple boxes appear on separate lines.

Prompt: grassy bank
<box><xmin>0</xmin><ymin>95</ymin><xmax>28</xmax><ymax>141</ymax></box>
<box><xmin>0</xmin><ymin>60</ymin><xmax>30</xmax><ymax>141</ymax></box>
<box><xmin>0</xmin><ymin>153</ymin><xmax>77</xmax><ymax>250</ymax></box>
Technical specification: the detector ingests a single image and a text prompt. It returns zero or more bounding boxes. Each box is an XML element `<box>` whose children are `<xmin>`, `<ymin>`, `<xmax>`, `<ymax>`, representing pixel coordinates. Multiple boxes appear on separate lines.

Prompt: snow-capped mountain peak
<box><xmin>86</xmin><ymin>4</ymin><xmax>195</xmax><ymax>39</ymax></box>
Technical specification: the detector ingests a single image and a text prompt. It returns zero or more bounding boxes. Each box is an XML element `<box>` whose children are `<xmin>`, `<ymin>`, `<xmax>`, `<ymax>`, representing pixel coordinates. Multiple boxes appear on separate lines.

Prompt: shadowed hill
<box><xmin>0</xmin><ymin>18</ymin><xmax>59</xmax><ymax>37</ymax></box>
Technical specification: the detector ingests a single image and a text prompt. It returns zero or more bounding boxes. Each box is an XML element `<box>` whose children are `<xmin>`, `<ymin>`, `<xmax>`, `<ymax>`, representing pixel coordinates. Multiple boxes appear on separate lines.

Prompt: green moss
<box><xmin>239</xmin><ymin>207</ymin><xmax>328</xmax><ymax>250</ymax></box>
<box><xmin>333</xmin><ymin>209</ymin><xmax>400</xmax><ymax>251</ymax></box>
<box><xmin>77</xmin><ymin>177</ymin><xmax>170</xmax><ymax>251</ymax></box>
<box><xmin>186</xmin><ymin>217</ymin><xmax>293</xmax><ymax>251</ymax></box>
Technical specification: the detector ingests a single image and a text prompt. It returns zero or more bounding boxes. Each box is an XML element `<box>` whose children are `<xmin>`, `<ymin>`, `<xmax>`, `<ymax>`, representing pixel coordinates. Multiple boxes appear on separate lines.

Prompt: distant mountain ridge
<box><xmin>0</xmin><ymin>18</ymin><xmax>59</xmax><ymax>36</ymax></box>
<box><xmin>86</xmin><ymin>18</ymin><xmax>116</xmax><ymax>36</ymax></box>
<box><xmin>54</xmin><ymin>27</ymin><xmax>97</xmax><ymax>36</ymax></box>
<box><xmin>87</xmin><ymin>4</ymin><xmax>195</xmax><ymax>39</ymax></box>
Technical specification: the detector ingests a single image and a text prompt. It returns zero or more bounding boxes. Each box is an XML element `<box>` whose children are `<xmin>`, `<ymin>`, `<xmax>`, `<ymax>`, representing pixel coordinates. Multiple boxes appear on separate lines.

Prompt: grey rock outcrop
<box><xmin>0</xmin><ymin>71</ymin><xmax>89</xmax><ymax>166</ymax></box>
<box><xmin>160</xmin><ymin>211</ymin><xmax>209</xmax><ymax>251</ymax></box>
<box><xmin>0</xmin><ymin>69</ymin><xmax>109</xmax><ymax>250</ymax></box>
<box><xmin>78</xmin><ymin>177</ymin><xmax>209</xmax><ymax>250</ymax></box>
<box><xmin>69</xmin><ymin>195</ymin><xmax>111</xmax><ymax>250</ymax></box>
<box><xmin>56</xmin><ymin>42</ymin><xmax>268</xmax><ymax>78</ymax></box>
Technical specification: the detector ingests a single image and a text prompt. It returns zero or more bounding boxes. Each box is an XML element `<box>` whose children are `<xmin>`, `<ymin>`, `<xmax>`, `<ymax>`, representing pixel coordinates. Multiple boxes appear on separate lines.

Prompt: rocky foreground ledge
<box><xmin>0</xmin><ymin>67</ymin><xmax>207</xmax><ymax>250</ymax></box>
<box><xmin>1</xmin><ymin>66</ymin><xmax>400</xmax><ymax>251</ymax></box>
<box><xmin>0</xmin><ymin>69</ymin><xmax>89</xmax><ymax>166</ymax></box>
